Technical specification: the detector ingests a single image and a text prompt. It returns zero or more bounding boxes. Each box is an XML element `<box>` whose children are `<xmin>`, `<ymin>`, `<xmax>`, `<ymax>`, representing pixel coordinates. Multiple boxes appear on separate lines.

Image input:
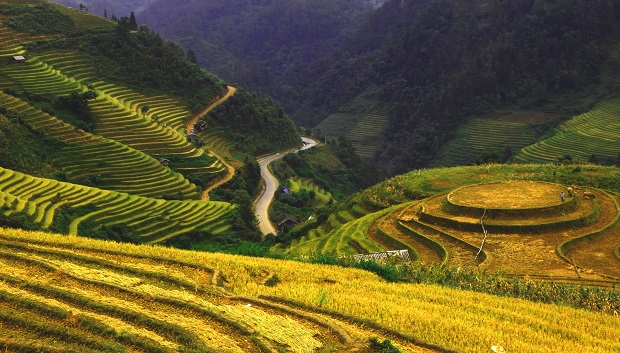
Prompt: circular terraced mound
<box><xmin>448</xmin><ymin>180</ymin><xmax>567</xmax><ymax>209</ymax></box>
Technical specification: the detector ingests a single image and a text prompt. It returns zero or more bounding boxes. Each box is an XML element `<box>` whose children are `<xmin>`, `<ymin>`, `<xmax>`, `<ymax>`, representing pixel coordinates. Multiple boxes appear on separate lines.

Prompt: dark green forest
<box><xmin>137</xmin><ymin>0</ymin><xmax>620</xmax><ymax>174</ymax></box>
<box><xmin>138</xmin><ymin>0</ymin><xmax>375</xmax><ymax>94</ymax></box>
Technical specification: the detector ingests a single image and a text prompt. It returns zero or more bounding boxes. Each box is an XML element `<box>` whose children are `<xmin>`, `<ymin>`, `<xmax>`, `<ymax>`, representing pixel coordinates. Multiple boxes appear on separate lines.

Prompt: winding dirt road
<box><xmin>185</xmin><ymin>86</ymin><xmax>236</xmax><ymax>135</ymax></box>
<box><xmin>184</xmin><ymin>86</ymin><xmax>237</xmax><ymax>201</ymax></box>
<box><xmin>254</xmin><ymin>137</ymin><xmax>318</xmax><ymax>236</ymax></box>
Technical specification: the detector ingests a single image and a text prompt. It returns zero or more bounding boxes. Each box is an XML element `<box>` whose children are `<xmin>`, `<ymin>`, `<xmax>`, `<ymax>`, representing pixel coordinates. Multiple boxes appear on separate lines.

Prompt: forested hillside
<box><xmin>296</xmin><ymin>0</ymin><xmax>620</xmax><ymax>173</ymax></box>
<box><xmin>138</xmin><ymin>0</ymin><xmax>374</xmax><ymax>94</ymax></box>
<box><xmin>134</xmin><ymin>0</ymin><xmax>620</xmax><ymax>174</ymax></box>
<box><xmin>0</xmin><ymin>0</ymin><xmax>300</xmax><ymax>244</ymax></box>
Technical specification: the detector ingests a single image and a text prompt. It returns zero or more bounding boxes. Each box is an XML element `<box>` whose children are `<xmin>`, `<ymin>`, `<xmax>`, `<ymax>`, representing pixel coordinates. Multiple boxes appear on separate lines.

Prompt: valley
<box><xmin>1</xmin><ymin>0</ymin><xmax>620</xmax><ymax>352</ymax></box>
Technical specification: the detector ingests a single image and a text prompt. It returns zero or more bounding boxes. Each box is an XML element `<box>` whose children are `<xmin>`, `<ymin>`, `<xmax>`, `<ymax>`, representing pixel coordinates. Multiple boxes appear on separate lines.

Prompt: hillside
<box><xmin>1</xmin><ymin>226</ymin><xmax>619</xmax><ymax>353</ymax></box>
<box><xmin>0</xmin><ymin>0</ymin><xmax>300</xmax><ymax>243</ymax></box>
<box><xmin>49</xmin><ymin>0</ymin><xmax>157</xmax><ymax>19</ymax></box>
<box><xmin>296</xmin><ymin>0</ymin><xmax>620</xmax><ymax>173</ymax></box>
<box><xmin>129</xmin><ymin>0</ymin><xmax>620</xmax><ymax>174</ymax></box>
<box><xmin>284</xmin><ymin>163</ymin><xmax>620</xmax><ymax>288</ymax></box>
<box><xmin>137</xmin><ymin>0</ymin><xmax>374</xmax><ymax>92</ymax></box>
<box><xmin>1</xmin><ymin>2</ymin><xmax>620</xmax><ymax>352</ymax></box>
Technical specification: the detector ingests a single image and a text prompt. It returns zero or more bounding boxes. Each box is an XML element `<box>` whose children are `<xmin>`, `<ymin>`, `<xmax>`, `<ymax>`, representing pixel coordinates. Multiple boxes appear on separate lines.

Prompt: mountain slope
<box><xmin>0</xmin><ymin>1</ymin><xmax>300</xmax><ymax>242</ymax></box>
<box><xmin>132</xmin><ymin>0</ymin><xmax>620</xmax><ymax>174</ymax></box>
<box><xmin>137</xmin><ymin>0</ymin><xmax>374</xmax><ymax>93</ymax></box>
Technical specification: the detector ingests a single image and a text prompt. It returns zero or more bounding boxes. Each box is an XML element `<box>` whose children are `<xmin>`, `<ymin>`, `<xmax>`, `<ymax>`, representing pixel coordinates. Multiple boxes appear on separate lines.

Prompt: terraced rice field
<box><xmin>0</xmin><ymin>91</ymin><xmax>94</xmax><ymax>144</ymax></box>
<box><xmin>198</xmin><ymin>127</ymin><xmax>237</xmax><ymax>159</ymax></box>
<box><xmin>0</xmin><ymin>166</ymin><xmax>234</xmax><ymax>242</ymax></box>
<box><xmin>0</xmin><ymin>15</ymin><xmax>59</xmax><ymax>59</ymax></box>
<box><xmin>0</xmin><ymin>57</ymin><xmax>82</xmax><ymax>96</ymax></box>
<box><xmin>34</xmin><ymin>51</ymin><xmax>97</xmax><ymax>84</ymax></box>
<box><xmin>346</xmin><ymin>114</ymin><xmax>388</xmax><ymax>159</ymax></box>
<box><xmin>434</xmin><ymin>111</ymin><xmax>557</xmax><ymax>166</ymax></box>
<box><xmin>294</xmin><ymin>180</ymin><xmax>620</xmax><ymax>287</ymax></box>
<box><xmin>0</xmin><ymin>92</ymin><xmax>200</xmax><ymax>199</ymax></box>
<box><xmin>286</xmin><ymin>205</ymin><xmax>396</xmax><ymax>257</ymax></box>
<box><xmin>0</xmin><ymin>6</ymin><xmax>232</xmax><ymax>193</ymax></box>
<box><xmin>1</xmin><ymin>228</ymin><xmax>618</xmax><ymax>353</ymax></box>
<box><xmin>287</xmin><ymin>177</ymin><xmax>333</xmax><ymax>208</ymax></box>
<box><xmin>0</xmin><ymin>24</ymin><xmax>26</xmax><ymax>58</ymax></box>
<box><xmin>87</xmin><ymin>83</ymin><xmax>200</xmax><ymax>158</ymax></box>
<box><xmin>514</xmin><ymin>100</ymin><xmax>620</xmax><ymax>163</ymax></box>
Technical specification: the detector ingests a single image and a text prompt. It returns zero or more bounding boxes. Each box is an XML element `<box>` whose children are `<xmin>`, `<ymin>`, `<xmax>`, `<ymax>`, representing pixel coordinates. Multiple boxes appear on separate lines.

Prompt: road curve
<box><xmin>254</xmin><ymin>137</ymin><xmax>318</xmax><ymax>236</ymax></box>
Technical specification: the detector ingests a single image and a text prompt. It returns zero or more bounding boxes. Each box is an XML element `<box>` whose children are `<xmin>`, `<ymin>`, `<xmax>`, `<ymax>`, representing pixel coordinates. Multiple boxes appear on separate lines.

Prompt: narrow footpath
<box><xmin>254</xmin><ymin>137</ymin><xmax>318</xmax><ymax>236</ymax></box>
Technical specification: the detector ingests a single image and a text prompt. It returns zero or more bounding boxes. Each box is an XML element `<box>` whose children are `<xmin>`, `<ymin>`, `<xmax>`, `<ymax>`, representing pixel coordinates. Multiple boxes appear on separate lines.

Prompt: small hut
<box><xmin>10</xmin><ymin>55</ymin><xmax>26</xmax><ymax>64</ymax></box>
<box><xmin>158</xmin><ymin>158</ymin><xmax>170</xmax><ymax>167</ymax></box>
<box><xmin>275</xmin><ymin>214</ymin><xmax>299</xmax><ymax>232</ymax></box>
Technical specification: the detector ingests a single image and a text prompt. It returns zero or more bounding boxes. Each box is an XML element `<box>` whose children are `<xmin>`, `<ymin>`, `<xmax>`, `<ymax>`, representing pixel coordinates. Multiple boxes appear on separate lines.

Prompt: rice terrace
<box><xmin>0</xmin><ymin>0</ymin><xmax>620</xmax><ymax>353</ymax></box>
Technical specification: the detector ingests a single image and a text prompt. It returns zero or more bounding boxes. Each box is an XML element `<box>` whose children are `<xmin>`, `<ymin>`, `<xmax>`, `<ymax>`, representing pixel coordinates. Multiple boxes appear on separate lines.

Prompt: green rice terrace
<box><xmin>433</xmin><ymin>110</ymin><xmax>562</xmax><ymax>167</ymax></box>
<box><xmin>0</xmin><ymin>1</ymin><xmax>242</xmax><ymax>242</ymax></box>
<box><xmin>514</xmin><ymin>99</ymin><xmax>620</xmax><ymax>164</ymax></box>
<box><xmin>0</xmin><ymin>166</ymin><xmax>234</xmax><ymax>243</ymax></box>
<box><xmin>286</xmin><ymin>164</ymin><xmax>620</xmax><ymax>289</ymax></box>
<box><xmin>313</xmin><ymin>112</ymin><xmax>388</xmax><ymax>159</ymax></box>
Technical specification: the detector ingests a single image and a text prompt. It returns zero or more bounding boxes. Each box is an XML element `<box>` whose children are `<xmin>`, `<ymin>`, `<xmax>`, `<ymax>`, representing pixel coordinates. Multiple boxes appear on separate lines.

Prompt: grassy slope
<box><xmin>0</xmin><ymin>112</ymin><xmax>61</xmax><ymax>179</ymax></box>
<box><xmin>0</xmin><ymin>226</ymin><xmax>618</xmax><ymax>353</ymax></box>
<box><xmin>288</xmin><ymin>163</ymin><xmax>620</xmax><ymax>264</ymax></box>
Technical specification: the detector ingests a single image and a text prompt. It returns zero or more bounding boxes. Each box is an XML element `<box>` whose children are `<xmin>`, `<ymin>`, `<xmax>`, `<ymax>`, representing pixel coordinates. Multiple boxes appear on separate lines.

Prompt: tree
<box><xmin>116</xmin><ymin>17</ymin><xmax>132</xmax><ymax>38</ymax></box>
<box><xmin>129</xmin><ymin>11</ymin><xmax>138</xmax><ymax>30</ymax></box>
<box><xmin>104</xmin><ymin>8</ymin><xmax>107</xmax><ymax>19</ymax></box>
<box><xmin>186</xmin><ymin>49</ymin><xmax>197</xmax><ymax>64</ymax></box>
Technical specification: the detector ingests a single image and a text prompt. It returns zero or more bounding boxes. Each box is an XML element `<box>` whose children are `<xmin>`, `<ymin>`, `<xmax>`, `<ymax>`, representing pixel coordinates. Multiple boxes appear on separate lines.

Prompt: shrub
<box><xmin>369</xmin><ymin>338</ymin><xmax>402</xmax><ymax>353</ymax></box>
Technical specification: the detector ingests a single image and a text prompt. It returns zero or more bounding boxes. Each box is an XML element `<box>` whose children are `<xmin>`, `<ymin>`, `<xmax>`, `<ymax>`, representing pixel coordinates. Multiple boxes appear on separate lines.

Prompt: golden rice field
<box><xmin>0</xmin><ymin>227</ymin><xmax>619</xmax><ymax>353</ymax></box>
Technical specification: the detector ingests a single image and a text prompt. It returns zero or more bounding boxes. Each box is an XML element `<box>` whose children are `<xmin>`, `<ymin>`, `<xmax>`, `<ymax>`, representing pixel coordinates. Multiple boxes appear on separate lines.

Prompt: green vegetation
<box><xmin>0</xmin><ymin>92</ymin><xmax>201</xmax><ymax>199</ymax></box>
<box><xmin>515</xmin><ymin>99</ymin><xmax>620</xmax><ymax>165</ymax></box>
<box><xmin>0</xmin><ymin>1</ymin><xmax>301</xmax><ymax>249</ymax></box>
<box><xmin>313</xmin><ymin>112</ymin><xmax>389</xmax><ymax>159</ymax></box>
<box><xmin>433</xmin><ymin>111</ymin><xmax>563</xmax><ymax>167</ymax></box>
<box><xmin>202</xmin><ymin>88</ymin><xmax>300</xmax><ymax>154</ymax></box>
<box><xmin>138</xmin><ymin>0</ymin><xmax>620</xmax><ymax>173</ymax></box>
<box><xmin>0</xmin><ymin>166</ymin><xmax>234</xmax><ymax>243</ymax></box>
<box><xmin>0</xmin><ymin>110</ymin><xmax>63</xmax><ymax>179</ymax></box>
<box><xmin>6</xmin><ymin>3</ymin><xmax>74</xmax><ymax>34</ymax></box>
<box><xmin>370</xmin><ymin>338</ymin><xmax>402</xmax><ymax>353</ymax></box>
<box><xmin>345</xmin><ymin>113</ymin><xmax>389</xmax><ymax>159</ymax></box>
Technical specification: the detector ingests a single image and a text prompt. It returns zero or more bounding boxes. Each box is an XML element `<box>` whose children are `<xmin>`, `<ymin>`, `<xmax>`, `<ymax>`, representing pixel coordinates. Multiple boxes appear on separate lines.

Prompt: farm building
<box><xmin>275</xmin><ymin>214</ymin><xmax>299</xmax><ymax>232</ymax></box>
<box><xmin>10</xmin><ymin>55</ymin><xmax>26</xmax><ymax>64</ymax></box>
